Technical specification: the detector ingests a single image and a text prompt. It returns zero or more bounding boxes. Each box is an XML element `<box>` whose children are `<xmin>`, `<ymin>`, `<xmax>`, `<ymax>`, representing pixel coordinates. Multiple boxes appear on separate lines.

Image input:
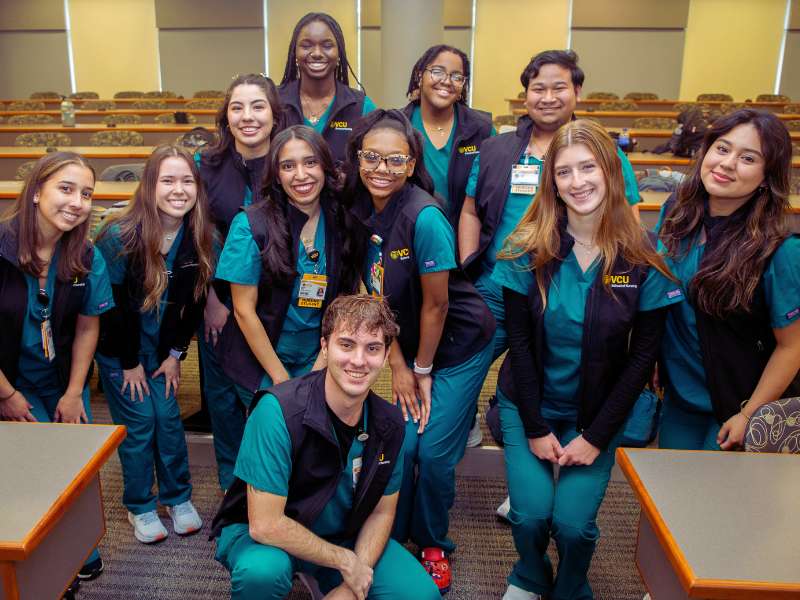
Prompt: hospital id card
<box><xmin>41</xmin><ymin>319</ymin><xmax>55</xmax><ymax>362</ymax></box>
<box><xmin>510</xmin><ymin>162</ymin><xmax>540</xmax><ymax>195</ymax></box>
<box><xmin>369</xmin><ymin>262</ymin><xmax>383</xmax><ymax>296</ymax></box>
<box><xmin>297</xmin><ymin>273</ymin><xmax>328</xmax><ymax>308</ymax></box>
<box><xmin>352</xmin><ymin>456</ymin><xmax>362</xmax><ymax>489</ymax></box>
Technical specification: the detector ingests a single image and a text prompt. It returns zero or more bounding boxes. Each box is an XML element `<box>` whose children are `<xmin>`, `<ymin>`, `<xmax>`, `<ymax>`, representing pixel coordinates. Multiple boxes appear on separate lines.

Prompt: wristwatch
<box><xmin>413</xmin><ymin>359</ymin><xmax>433</xmax><ymax>375</ymax></box>
<box><xmin>169</xmin><ymin>348</ymin><xmax>188</xmax><ymax>361</ymax></box>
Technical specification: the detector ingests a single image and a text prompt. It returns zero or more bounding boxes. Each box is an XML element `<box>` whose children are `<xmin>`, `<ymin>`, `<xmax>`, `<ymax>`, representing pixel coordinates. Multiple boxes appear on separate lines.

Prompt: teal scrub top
<box><xmin>492</xmin><ymin>246</ymin><xmax>684</xmax><ymax>419</ymax></box>
<box><xmin>16</xmin><ymin>244</ymin><xmax>115</xmax><ymax>391</ymax></box>
<box><xmin>234</xmin><ymin>392</ymin><xmax>404</xmax><ymax>539</ymax></box>
<box><xmin>363</xmin><ymin>205</ymin><xmax>457</xmax><ymax>296</ymax></box>
<box><xmin>216</xmin><ymin>210</ymin><xmax>327</xmax><ymax>370</ymax></box>
<box><xmin>655</xmin><ymin>205</ymin><xmax>800</xmax><ymax>412</ymax></box>
<box><xmin>304</xmin><ymin>95</ymin><xmax>377</xmax><ymax>134</ymax></box>
<box><xmin>410</xmin><ymin>105</ymin><xmax>457</xmax><ymax>209</ymax></box>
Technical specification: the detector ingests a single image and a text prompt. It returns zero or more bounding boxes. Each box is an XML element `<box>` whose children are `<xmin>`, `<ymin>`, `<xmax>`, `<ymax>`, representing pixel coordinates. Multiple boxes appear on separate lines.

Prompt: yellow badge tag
<box><xmin>369</xmin><ymin>262</ymin><xmax>384</xmax><ymax>297</ymax></box>
<box><xmin>298</xmin><ymin>273</ymin><xmax>327</xmax><ymax>308</ymax></box>
<box><xmin>352</xmin><ymin>456</ymin><xmax>363</xmax><ymax>489</ymax></box>
<box><xmin>41</xmin><ymin>319</ymin><xmax>56</xmax><ymax>362</ymax></box>
<box><xmin>510</xmin><ymin>163</ymin><xmax>540</xmax><ymax>195</ymax></box>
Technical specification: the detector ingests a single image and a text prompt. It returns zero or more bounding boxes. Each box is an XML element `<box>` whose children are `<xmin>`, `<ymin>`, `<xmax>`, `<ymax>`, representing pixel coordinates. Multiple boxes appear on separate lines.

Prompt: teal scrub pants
<box><xmin>20</xmin><ymin>384</ymin><xmax>101</xmax><ymax>566</ymax></box>
<box><xmin>475</xmin><ymin>275</ymin><xmax>508</xmax><ymax>362</ymax></box>
<box><xmin>198</xmin><ymin>330</ymin><xmax>246</xmax><ymax>490</ymax></box>
<box><xmin>96</xmin><ymin>352</ymin><xmax>193</xmax><ymax>514</ymax></box>
<box><xmin>216</xmin><ymin>523</ymin><xmax>440</xmax><ymax>600</ymax></box>
<box><xmin>658</xmin><ymin>395</ymin><xmax>721</xmax><ymax>450</ymax></box>
<box><xmin>498</xmin><ymin>391</ymin><xmax>621</xmax><ymax>600</ymax></box>
<box><xmin>392</xmin><ymin>341</ymin><xmax>494</xmax><ymax>552</ymax></box>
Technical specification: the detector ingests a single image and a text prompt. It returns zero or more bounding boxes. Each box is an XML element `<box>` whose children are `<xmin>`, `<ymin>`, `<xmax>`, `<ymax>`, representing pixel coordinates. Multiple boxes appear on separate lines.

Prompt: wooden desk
<box><xmin>0</xmin><ymin>422</ymin><xmax>125</xmax><ymax>600</ymax></box>
<box><xmin>0</xmin><ymin>123</ymin><xmax>197</xmax><ymax>146</ymax></box>
<box><xmin>1</xmin><ymin>97</ymin><xmax>219</xmax><ymax>107</ymax></box>
<box><xmin>506</xmin><ymin>98</ymin><xmax>792</xmax><ymax>114</ymax></box>
<box><xmin>0</xmin><ymin>109</ymin><xmax>215</xmax><ymax>125</ymax></box>
<box><xmin>617</xmin><ymin>448</ymin><xmax>800</xmax><ymax>599</ymax></box>
<box><xmin>0</xmin><ymin>146</ymin><xmax>155</xmax><ymax>179</ymax></box>
<box><xmin>625</xmin><ymin>151</ymin><xmax>800</xmax><ymax>174</ymax></box>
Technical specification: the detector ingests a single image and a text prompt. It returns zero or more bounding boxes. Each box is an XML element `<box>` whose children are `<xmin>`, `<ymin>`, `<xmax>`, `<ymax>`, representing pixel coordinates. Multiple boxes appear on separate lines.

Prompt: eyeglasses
<box><xmin>357</xmin><ymin>150</ymin><xmax>412</xmax><ymax>175</ymax></box>
<box><xmin>424</xmin><ymin>67</ymin><xmax>466</xmax><ymax>86</ymax></box>
<box><xmin>36</xmin><ymin>288</ymin><xmax>50</xmax><ymax>320</ymax></box>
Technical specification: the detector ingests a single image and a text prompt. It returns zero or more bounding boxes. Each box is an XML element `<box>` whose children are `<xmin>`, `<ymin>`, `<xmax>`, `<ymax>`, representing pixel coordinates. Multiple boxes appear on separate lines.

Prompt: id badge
<box><xmin>369</xmin><ymin>262</ymin><xmax>384</xmax><ymax>296</ymax></box>
<box><xmin>298</xmin><ymin>273</ymin><xmax>328</xmax><ymax>308</ymax></box>
<box><xmin>510</xmin><ymin>163</ymin><xmax>540</xmax><ymax>195</ymax></box>
<box><xmin>41</xmin><ymin>319</ymin><xmax>56</xmax><ymax>362</ymax></box>
<box><xmin>352</xmin><ymin>456</ymin><xmax>363</xmax><ymax>489</ymax></box>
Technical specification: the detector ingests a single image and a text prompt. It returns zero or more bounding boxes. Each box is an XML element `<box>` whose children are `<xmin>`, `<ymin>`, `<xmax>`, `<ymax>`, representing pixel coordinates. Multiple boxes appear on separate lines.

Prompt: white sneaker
<box><xmin>167</xmin><ymin>500</ymin><xmax>202</xmax><ymax>535</ymax></box>
<box><xmin>643</xmin><ymin>595</ymin><xmax>652</xmax><ymax>600</ymax></box>
<box><xmin>466</xmin><ymin>416</ymin><xmax>483</xmax><ymax>447</ymax></box>
<box><xmin>496</xmin><ymin>495</ymin><xmax>511</xmax><ymax>521</ymax></box>
<box><xmin>128</xmin><ymin>510</ymin><xmax>168</xmax><ymax>544</ymax></box>
<box><xmin>502</xmin><ymin>583</ymin><xmax>541</xmax><ymax>600</ymax></box>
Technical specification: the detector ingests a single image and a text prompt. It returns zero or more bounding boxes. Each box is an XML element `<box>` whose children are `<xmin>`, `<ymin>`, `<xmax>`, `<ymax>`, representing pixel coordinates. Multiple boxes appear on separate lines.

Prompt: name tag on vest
<box><xmin>511</xmin><ymin>163</ymin><xmax>540</xmax><ymax>195</ymax></box>
<box><xmin>298</xmin><ymin>274</ymin><xmax>327</xmax><ymax>308</ymax></box>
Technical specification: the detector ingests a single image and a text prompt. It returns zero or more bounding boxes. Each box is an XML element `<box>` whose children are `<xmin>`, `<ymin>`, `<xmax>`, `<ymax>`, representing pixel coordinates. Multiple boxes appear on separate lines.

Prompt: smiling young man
<box><xmin>211</xmin><ymin>295</ymin><xmax>440</xmax><ymax>600</ymax></box>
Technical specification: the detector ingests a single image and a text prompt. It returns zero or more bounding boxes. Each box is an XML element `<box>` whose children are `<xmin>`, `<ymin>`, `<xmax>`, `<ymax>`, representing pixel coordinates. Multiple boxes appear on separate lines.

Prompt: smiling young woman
<box><xmin>278</xmin><ymin>12</ymin><xmax>376</xmax><ymax>163</ymax></box>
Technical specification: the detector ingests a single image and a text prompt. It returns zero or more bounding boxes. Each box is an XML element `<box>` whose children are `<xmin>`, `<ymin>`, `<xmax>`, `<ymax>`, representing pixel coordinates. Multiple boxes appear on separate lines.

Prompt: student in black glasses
<box><xmin>0</xmin><ymin>151</ymin><xmax>114</xmax><ymax>582</ymax></box>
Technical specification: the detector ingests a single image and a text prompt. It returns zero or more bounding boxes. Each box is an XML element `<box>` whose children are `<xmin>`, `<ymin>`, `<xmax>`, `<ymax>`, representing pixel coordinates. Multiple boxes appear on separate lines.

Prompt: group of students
<box><xmin>1</xmin><ymin>10</ymin><xmax>799</xmax><ymax>600</ymax></box>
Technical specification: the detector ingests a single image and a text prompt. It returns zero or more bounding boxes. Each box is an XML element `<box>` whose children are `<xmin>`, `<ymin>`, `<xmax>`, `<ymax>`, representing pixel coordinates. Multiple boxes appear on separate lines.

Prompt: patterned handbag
<box><xmin>745</xmin><ymin>396</ymin><xmax>800</xmax><ymax>453</ymax></box>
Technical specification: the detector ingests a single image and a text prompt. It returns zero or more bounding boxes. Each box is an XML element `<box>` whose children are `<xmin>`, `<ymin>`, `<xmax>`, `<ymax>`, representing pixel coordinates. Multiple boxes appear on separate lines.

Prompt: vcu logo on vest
<box><xmin>603</xmin><ymin>274</ymin><xmax>637</xmax><ymax>289</ymax></box>
<box><xmin>458</xmin><ymin>144</ymin><xmax>479</xmax><ymax>156</ymax></box>
<box><xmin>390</xmin><ymin>248</ymin><xmax>411</xmax><ymax>261</ymax></box>
<box><xmin>330</xmin><ymin>120</ymin><xmax>351</xmax><ymax>131</ymax></box>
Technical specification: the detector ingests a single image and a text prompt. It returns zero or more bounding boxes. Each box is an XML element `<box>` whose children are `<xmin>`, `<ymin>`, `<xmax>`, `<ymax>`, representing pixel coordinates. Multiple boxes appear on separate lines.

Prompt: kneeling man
<box><xmin>211</xmin><ymin>295</ymin><xmax>441</xmax><ymax>600</ymax></box>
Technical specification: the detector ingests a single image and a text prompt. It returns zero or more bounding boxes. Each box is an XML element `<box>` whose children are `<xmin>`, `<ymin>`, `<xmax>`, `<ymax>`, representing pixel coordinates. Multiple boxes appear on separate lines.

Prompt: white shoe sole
<box><xmin>128</xmin><ymin>512</ymin><xmax>168</xmax><ymax>544</ymax></box>
<box><xmin>496</xmin><ymin>496</ymin><xmax>511</xmax><ymax>521</ymax></box>
<box><xmin>466</xmin><ymin>419</ymin><xmax>483</xmax><ymax>448</ymax></box>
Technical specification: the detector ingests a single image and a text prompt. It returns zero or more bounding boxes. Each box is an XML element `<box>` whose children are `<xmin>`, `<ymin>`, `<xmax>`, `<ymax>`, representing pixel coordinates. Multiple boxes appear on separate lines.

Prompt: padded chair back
<box><xmin>785</xmin><ymin>120</ymin><xmax>800</xmax><ymax>132</ymax></box>
<box><xmin>30</xmin><ymin>91</ymin><xmax>60</xmax><ymax>99</ymax></box>
<box><xmin>70</xmin><ymin>91</ymin><xmax>99</xmax><ymax>99</ymax></box>
<box><xmin>8</xmin><ymin>101</ymin><xmax>46</xmax><ymax>111</ymax></box>
<box><xmin>90</xmin><ymin>130</ymin><xmax>144</xmax><ymax>146</ymax></box>
<box><xmin>145</xmin><ymin>91</ymin><xmax>178</xmax><ymax>98</ymax></box>
<box><xmin>672</xmin><ymin>102</ymin><xmax>696</xmax><ymax>112</ymax></box>
<box><xmin>793</xmin><ymin>142</ymin><xmax>800</xmax><ymax>156</ymax></box>
<box><xmin>114</xmin><ymin>91</ymin><xmax>144</xmax><ymax>99</ymax></box>
<box><xmin>745</xmin><ymin>396</ymin><xmax>800</xmax><ymax>453</ymax></box>
<box><xmin>131</xmin><ymin>100</ymin><xmax>168</xmax><ymax>110</ymax></box>
<box><xmin>193</xmin><ymin>90</ymin><xmax>225</xmax><ymax>98</ymax></box>
<box><xmin>632</xmin><ymin>117</ymin><xmax>677</xmax><ymax>130</ymax></box>
<box><xmin>587</xmin><ymin>92</ymin><xmax>619</xmax><ymax>100</ymax></box>
<box><xmin>756</xmin><ymin>93</ymin><xmax>790</xmax><ymax>103</ymax></box>
<box><xmin>597</xmin><ymin>101</ymin><xmax>638</xmax><ymax>111</ymax></box>
<box><xmin>696</xmin><ymin>93</ymin><xmax>733</xmax><ymax>102</ymax></box>
<box><xmin>83</xmin><ymin>100</ymin><xmax>116</xmax><ymax>110</ymax></box>
<box><xmin>102</xmin><ymin>114</ymin><xmax>142</xmax><ymax>125</ymax></box>
<box><xmin>625</xmin><ymin>92</ymin><xmax>659</xmax><ymax>101</ymax></box>
<box><xmin>14</xmin><ymin>132</ymin><xmax>72</xmax><ymax>146</ymax></box>
<box><xmin>176</xmin><ymin>127</ymin><xmax>217</xmax><ymax>150</ymax></box>
<box><xmin>493</xmin><ymin>114</ymin><xmax>517</xmax><ymax>127</ymax></box>
<box><xmin>720</xmin><ymin>102</ymin><xmax>746</xmax><ymax>114</ymax></box>
<box><xmin>15</xmin><ymin>161</ymin><xmax>37</xmax><ymax>180</ymax></box>
<box><xmin>98</xmin><ymin>163</ymin><xmax>145</xmax><ymax>182</ymax></box>
<box><xmin>185</xmin><ymin>99</ymin><xmax>221</xmax><ymax>110</ymax></box>
<box><xmin>784</xmin><ymin>103</ymin><xmax>800</xmax><ymax>114</ymax></box>
<box><xmin>155</xmin><ymin>112</ymin><xmax>197</xmax><ymax>124</ymax></box>
<box><xmin>8</xmin><ymin>114</ymin><xmax>56</xmax><ymax>124</ymax></box>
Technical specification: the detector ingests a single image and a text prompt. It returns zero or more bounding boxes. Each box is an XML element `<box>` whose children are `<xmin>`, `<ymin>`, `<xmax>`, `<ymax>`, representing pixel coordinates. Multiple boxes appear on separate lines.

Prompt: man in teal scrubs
<box><xmin>212</xmin><ymin>295</ymin><xmax>440</xmax><ymax>600</ymax></box>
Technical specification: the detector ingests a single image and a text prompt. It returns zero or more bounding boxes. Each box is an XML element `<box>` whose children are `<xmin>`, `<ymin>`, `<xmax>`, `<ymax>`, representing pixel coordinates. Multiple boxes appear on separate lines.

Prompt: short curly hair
<box><xmin>322</xmin><ymin>295</ymin><xmax>400</xmax><ymax>347</ymax></box>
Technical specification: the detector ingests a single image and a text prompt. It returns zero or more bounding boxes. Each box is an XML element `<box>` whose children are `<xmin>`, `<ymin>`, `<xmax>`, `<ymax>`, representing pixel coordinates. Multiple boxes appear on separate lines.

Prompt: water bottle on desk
<box><xmin>60</xmin><ymin>96</ymin><xmax>75</xmax><ymax>127</ymax></box>
<box><xmin>618</xmin><ymin>127</ymin><xmax>630</xmax><ymax>154</ymax></box>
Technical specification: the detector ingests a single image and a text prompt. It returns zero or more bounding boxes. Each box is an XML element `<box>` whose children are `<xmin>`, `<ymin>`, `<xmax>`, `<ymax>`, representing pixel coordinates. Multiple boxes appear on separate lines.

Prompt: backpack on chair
<box><xmin>653</xmin><ymin>106</ymin><xmax>721</xmax><ymax>158</ymax></box>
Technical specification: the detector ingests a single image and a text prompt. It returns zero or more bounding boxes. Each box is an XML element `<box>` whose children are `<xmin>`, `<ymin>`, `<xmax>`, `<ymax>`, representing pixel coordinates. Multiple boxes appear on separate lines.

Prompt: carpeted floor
<box><xmin>79</xmin><ymin>455</ymin><xmax>646</xmax><ymax>600</ymax></box>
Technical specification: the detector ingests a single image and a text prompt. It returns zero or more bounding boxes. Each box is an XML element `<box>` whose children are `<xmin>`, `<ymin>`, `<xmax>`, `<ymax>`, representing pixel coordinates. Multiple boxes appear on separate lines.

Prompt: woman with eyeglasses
<box><xmin>402</xmin><ymin>44</ymin><xmax>494</xmax><ymax>229</ymax></box>
<box><xmin>95</xmin><ymin>145</ymin><xmax>215</xmax><ymax>545</ymax></box>
<box><xmin>214</xmin><ymin>125</ymin><xmax>360</xmax><ymax>408</ymax></box>
<box><xmin>0</xmin><ymin>152</ymin><xmax>114</xmax><ymax>583</ymax></box>
<box><xmin>196</xmin><ymin>73</ymin><xmax>283</xmax><ymax>491</ymax></box>
<box><xmin>278</xmin><ymin>12</ymin><xmax>376</xmax><ymax>163</ymax></box>
<box><xmin>344</xmin><ymin>109</ymin><xmax>495</xmax><ymax>594</ymax></box>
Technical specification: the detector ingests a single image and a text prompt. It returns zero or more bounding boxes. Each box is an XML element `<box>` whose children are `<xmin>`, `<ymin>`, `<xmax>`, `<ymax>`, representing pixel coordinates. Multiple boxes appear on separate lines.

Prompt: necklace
<box><xmin>300</xmin><ymin>93</ymin><xmax>333</xmax><ymax>125</ymax></box>
<box><xmin>567</xmin><ymin>227</ymin><xmax>597</xmax><ymax>255</ymax></box>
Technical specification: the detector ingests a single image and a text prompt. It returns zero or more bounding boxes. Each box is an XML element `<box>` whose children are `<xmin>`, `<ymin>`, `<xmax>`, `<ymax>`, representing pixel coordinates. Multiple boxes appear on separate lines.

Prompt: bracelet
<box><xmin>739</xmin><ymin>399</ymin><xmax>752</xmax><ymax>420</ymax></box>
<box><xmin>413</xmin><ymin>359</ymin><xmax>433</xmax><ymax>375</ymax></box>
<box><xmin>0</xmin><ymin>388</ymin><xmax>17</xmax><ymax>401</ymax></box>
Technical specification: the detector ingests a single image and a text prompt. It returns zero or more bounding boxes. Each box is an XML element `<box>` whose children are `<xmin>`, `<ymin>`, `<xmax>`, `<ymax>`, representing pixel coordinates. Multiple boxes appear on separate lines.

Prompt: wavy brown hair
<box><xmin>659</xmin><ymin>109</ymin><xmax>792</xmax><ymax>316</ymax></box>
<box><xmin>2</xmin><ymin>151</ymin><xmax>95</xmax><ymax>280</ymax></box>
<box><xmin>500</xmin><ymin>119</ymin><xmax>673</xmax><ymax>308</ymax></box>
<box><xmin>97</xmin><ymin>145</ymin><xmax>215</xmax><ymax>311</ymax></box>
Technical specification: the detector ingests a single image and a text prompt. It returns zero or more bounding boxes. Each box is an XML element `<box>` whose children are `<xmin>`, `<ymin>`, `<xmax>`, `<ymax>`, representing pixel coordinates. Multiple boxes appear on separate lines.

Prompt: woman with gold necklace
<box><xmin>278</xmin><ymin>12</ymin><xmax>376</xmax><ymax>164</ymax></box>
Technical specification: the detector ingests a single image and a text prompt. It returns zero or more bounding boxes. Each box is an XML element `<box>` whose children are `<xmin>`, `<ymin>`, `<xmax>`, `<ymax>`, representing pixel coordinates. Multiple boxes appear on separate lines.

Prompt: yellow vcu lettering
<box><xmin>330</xmin><ymin>121</ymin><xmax>348</xmax><ymax>128</ymax></box>
<box><xmin>459</xmin><ymin>144</ymin><xmax>478</xmax><ymax>154</ymax></box>
<box><xmin>604</xmin><ymin>275</ymin><xmax>630</xmax><ymax>285</ymax></box>
<box><xmin>390</xmin><ymin>248</ymin><xmax>410</xmax><ymax>260</ymax></box>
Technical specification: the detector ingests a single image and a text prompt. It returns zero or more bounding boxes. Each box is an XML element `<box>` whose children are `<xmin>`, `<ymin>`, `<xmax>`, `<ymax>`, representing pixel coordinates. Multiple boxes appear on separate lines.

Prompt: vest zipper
<box><xmin>353</xmin><ymin>439</ymin><xmax>385</xmax><ymax>510</ymax></box>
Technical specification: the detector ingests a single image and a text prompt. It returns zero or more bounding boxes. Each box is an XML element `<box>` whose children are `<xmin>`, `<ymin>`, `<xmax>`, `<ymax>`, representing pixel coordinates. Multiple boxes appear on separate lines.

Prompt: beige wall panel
<box><xmin>444</xmin><ymin>0</ymin><xmax>472</xmax><ymax>27</ymax></box>
<box><xmin>159</xmin><ymin>29</ymin><xmax>265</xmax><ymax>97</ymax></box>
<box><xmin>362</xmin><ymin>0</ymin><xmax>380</xmax><ymax>27</ymax></box>
<box><xmin>69</xmin><ymin>0</ymin><xmax>160</xmax><ymax>97</ymax></box>
<box><xmin>572</xmin><ymin>29</ymin><xmax>684</xmax><ymax>99</ymax></box>
<box><xmin>790</xmin><ymin>0</ymin><xmax>800</xmax><ymax>30</ymax></box>
<box><xmin>443</xmin><ymin>28</ymin><xmax>471</xmax><ymax>57</ymax></box>
<box><xmin>572</xmin><ymin>0</ymin><xmax>689</xmax><ymax>29</ymax></box>
<box><xmin>0</xmin><ymin>0</ymin><xmax>65</xmax><ymax>30</ymax></box>
<box><xmin>780</xmin><ymin>31</ymin><xmax>800</xmax><ymax>100</ymax></box>
<box><xmin>267</xmin><ymin>0</ymin><xmax>356</xmax><ymax>82</ymax></box>
<box><xmin>155</xmin><ymin>0</ymin><xmax>263</xmax><ymax>28</ymax></box>
<box><xmin>472</xmin><ymin>0</ymin><xmax>569</xmax><ymax>118</ymax></box>
<box><xmin>360</xmin><ymin>28</ymin><xmax>383</xmax><ymax>107</ymax></box>
<box><xmin>680</xmin><ymin>0</ymin><xmax>785</xmax><ymax>100</ymax></box>
<box><xmin>0</xmin><ymin>31</ymin><xmax>70</xmax><ymax>97</ymax></box>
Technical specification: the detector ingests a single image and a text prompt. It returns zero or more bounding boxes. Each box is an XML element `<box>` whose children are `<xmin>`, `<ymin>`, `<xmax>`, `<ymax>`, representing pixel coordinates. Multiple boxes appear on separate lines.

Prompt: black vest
<box><xmin>401</xmin><ymin>102</ymin><xmax>493</xmax><ymax>229</ymax></box>
<box><xmin>97</xmin><ymin>218</ymin><xmax>204</xmax><ymax>369</ymax></box>
<box><xmin>659</xmin><ymin>196</ymin><xmax>800</xmax><ymax>422</ymax></box>
<box><xmin>0</xmin><ymin>221</ymin><xmax>93</xmax><ymax>389</ymax></box>
<box><xmin>498</xmin><ymin>225</ymin><xmax>663</xmax><ymax>450</ymax></box>
<box><xmin>461</xmin><ymin>116</ymin><xmax>534</xmax><ymax>281</ymax></box>
<box><xmin>210</xmin><ymin>369</ymin><xmax>406</xmax><ymax>541</ymax></box>
<box><xmin>351</xmin><ymin>184</ymin><xmax>495</xmax><ymax>369</ymax></box>
<box><xmin>279</xmin><ymin>80</ymin><xmax>366</xmax><ymax>163</ymax></box>
<box><xmin>217</xmin><ymin>197</ymin><xmax>346</xmax><ymax>392</ymax></box>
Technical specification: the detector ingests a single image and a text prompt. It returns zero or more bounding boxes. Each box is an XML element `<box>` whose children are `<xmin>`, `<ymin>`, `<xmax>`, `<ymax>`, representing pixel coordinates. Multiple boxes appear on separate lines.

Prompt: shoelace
<box><xmin>137</xmin><ymin>511</ymin><xmax>160</xmax><ymax>525</ymax></box>
<box><xmin>171</xmin><ymin>502</ymin><xmax>194</xmax><ymax>518</ymax></box>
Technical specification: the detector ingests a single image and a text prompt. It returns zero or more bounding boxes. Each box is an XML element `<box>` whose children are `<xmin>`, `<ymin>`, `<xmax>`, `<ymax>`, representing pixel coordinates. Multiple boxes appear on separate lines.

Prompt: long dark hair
<box><xmin>279</xmin><ymin>13</ymin><xmax>359</xmax><ymax>88</ymax></box>
<box><xmin>202</xmin><ymin>74</ymin><xmax>283</xmax><ymax>166</ymax></box>
<box><xmin>2</xmin><ymin>151</ymin><xmax>95</xmax><ymax>281</ymax></box>
<box><xmin>659</xmin><ymin>109</ymin><xmax>792</xmax><ymax>316</ymax></box>
<box><xmin>343</xmin><ymin>109</ymin><xmax>435</xmax><ymax>200</ymax></box>
<box><xmin>406</xmin><ymin>44</ymin><xmax>470</xmax><ymax>105</ymax></box>
<box><xmin>259</xmin><ymin>125</ymin><xmax>360</xmax><ymax>294</ymax></box>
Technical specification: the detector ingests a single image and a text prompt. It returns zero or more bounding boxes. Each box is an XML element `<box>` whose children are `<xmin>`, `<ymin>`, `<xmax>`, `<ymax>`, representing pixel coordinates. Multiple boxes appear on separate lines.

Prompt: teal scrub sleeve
<box><xmin>490</xmin><ymin>252</ymin><xmax>533</xmax><ymax>296</ymax></box>
<box><xmin>465</xmin><ymin>154</ymin><xmax>480</xmax><ymax>198</ymax></box>
<box><xmin>94</xmin><ymin>224</ymin><xmax>127</xmax><ymax>285</ymax></box>
<box><xmin>362</xmin><ymin>95</ymin><xmax>377</xmax><ymax>115</ymax></box>
<box><xmin>617</xmin><ymin>148</ymin><xmax>641</xmax><ymax>206</ymax></box>
<box><xmin>763</xmin><ymin>236</ymin><xmax>800</xmax><ymax>328</ymax></box>
<box><xmin>414</xmin><ymin>206</ymin><xmax>457</xmax><ymax>274</ymax></box>
<box><xmin>383</xmin><ymin>442</ymin><xmax>405</xmax><ymax>496</ymax></box>
<box><xmin>81</xmin><ymin>248</ymin><xmax>115</xmax><ymax>316</ymax></box>
<box><xmin>653</xmin><ymin>201</ymin><xmax>669</xmax><ymax>233</ymax></box>
<box><xmin>215</xmin><ymin>211</ymin><xmax>261</xmax><ymax>285</ymax></box>
<box><xmin>233</xmin><ymin>393</ymin><xmax>292</xmax><ymax>496</ymax></box>
<box><xmin>490</xmin><ymin>125</ymin><xmax>498</xmax><ymax>136</ymax></box>
<box><xmin>638</xmin><ymin>267</ymin><xmax>684</xmax><ymax>312</ymax></box>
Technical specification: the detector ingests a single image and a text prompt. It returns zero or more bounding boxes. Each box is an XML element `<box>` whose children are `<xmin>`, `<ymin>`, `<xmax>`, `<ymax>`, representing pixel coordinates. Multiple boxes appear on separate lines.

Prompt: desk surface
<box><xmin>0</xmin><ymin>145</ymin><xmax>154</xmax><ymax>158</ymax></box>
<box><xmin>0</xmin><ymin>422</ymin><xmax>125</xmax><ymax>558</ymax></box>
<box><xmin>0</xmin><ymin>124</ymin><xmax>196</xmax><ymax>134</ymax></box>
<box><xmin>618</xmin><ymin>448</ymin><xmax>800</xmax><ymax>595</ymax></box>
